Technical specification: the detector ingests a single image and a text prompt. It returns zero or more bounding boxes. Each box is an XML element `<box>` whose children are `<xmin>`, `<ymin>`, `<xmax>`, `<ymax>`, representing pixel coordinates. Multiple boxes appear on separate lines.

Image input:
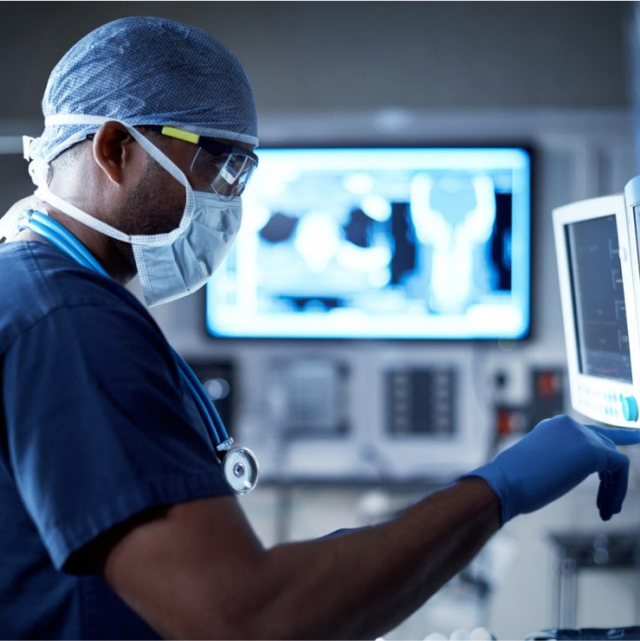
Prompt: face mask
<box><xmin>133</xmin><ymin>191</ymin><xmax>241</xmax><ymax>306</ymax></box>
<box><xmin>24</xmin><ymin>116</ymin><xmax>242</xmax><ymax>307</ymax></box>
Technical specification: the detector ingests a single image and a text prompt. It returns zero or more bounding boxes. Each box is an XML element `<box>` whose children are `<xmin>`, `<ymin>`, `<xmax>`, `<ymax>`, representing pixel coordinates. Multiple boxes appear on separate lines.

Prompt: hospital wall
<box><xmin>0</xmin><ymin>3</ymin><xmax>638</xmax><ymax>638</ymax></box>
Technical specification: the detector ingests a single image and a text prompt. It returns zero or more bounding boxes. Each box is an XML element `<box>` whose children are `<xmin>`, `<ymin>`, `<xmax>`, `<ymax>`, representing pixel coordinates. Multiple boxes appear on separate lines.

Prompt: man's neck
<box><xmin>10</xmin><ymin>208</ymin><xmax>136</xmax><ymax>285</ymax></box>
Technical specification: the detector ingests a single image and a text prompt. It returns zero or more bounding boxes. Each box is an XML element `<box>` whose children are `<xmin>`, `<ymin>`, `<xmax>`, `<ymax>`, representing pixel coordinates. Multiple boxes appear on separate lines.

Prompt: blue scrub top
<box><xmin>0</xmin><ymin>240</ymin><xmax>234</xmax><ymax>639</ymax></box>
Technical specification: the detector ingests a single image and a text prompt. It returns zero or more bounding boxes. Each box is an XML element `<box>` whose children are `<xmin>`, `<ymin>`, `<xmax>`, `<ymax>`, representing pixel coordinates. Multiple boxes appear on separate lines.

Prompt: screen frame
<box><xmin>205</xmin><ymin>142</ymin><xmax>535</xmax><ymax>344</ymax></box>
<box><xmin>553</xmin><ymin>193</ymin><xmax>640</xmax><ymax>428</ymax></box>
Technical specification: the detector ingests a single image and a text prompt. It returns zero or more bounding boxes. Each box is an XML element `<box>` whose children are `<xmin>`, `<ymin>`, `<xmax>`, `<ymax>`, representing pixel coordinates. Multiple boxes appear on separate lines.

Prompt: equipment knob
<box><xmin>621</xmin><ymin>395</ymin><xmax>639</xmax><ymax>422</ymax></box>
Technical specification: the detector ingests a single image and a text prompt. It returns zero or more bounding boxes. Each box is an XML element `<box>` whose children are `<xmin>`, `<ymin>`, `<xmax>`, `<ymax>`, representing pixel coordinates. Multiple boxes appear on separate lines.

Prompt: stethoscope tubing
<box><xmin>26</xmin><ymin>212</ymin><xmax>109</xmax><ymax>276</ymax></box>
<box><xmin>173</xmin><ymin>352</ymin><xmax>231</xmax><ymax>449</ymax></box>
<box><xmin>19</xmin><ymin>210</ymin><xmax>232</xmax><ymax>451</ymax></box>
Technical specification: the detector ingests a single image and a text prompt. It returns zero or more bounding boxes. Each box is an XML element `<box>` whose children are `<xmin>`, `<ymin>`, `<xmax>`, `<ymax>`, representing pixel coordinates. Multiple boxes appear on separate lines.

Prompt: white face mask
<box><xmin>25</xmin><ymin>116</ymin><xmax>242</xmax><ymax>307</ymax></box>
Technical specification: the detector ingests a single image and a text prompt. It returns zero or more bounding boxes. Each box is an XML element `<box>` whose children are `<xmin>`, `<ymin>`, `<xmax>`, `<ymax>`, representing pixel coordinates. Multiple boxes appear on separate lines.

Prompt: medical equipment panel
<box><xmin>385</xmin><ymin>366</ymin><xmax>457</xmax><ymax>437</ymax></box>
<box><xmin>266</xmin><ymin>357</ymin><xmax>350</xmax><ymax>438</ymax></box>
<box><xmin>553</xmin><ymin>194</ymin><xmax>640</xmax><ymax>427</ymax></box>
<box><xmin>369</xmin><ymin>351</ymin><xmax>487</xmax><ymax>479</ymax></box>
<box><xmin>236</xmin><ymin>345</ymin><xmax>489</xmax><ymax>483</ymax></box>
<box><xmin>206</xmin><ymin>146</ymin><xmax>532</xmax><ymax>341</ymax></box>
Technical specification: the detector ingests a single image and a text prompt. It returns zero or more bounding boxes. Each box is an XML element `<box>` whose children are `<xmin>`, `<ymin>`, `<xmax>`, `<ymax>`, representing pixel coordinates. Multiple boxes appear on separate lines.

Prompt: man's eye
<box><xmin>200</xmin><ymin>153</ymin><xmax>226</xmax><ymax>170</ymax></box>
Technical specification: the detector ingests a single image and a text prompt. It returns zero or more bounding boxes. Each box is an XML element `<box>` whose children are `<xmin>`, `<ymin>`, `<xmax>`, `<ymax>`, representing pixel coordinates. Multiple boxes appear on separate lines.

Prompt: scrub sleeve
<box><xmin>2</xmin><ymin>299</ymin><xmax>233</xmax><ymax>573</ymax></box>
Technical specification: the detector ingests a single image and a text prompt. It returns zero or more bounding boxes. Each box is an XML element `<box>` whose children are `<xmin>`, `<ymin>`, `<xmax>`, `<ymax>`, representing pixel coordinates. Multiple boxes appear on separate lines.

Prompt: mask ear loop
<box><xmin>32</xmin><ymin>116</ymin><xmax>197</xmax><ymax>246</ymax></box>
<box><xmin>122</xmin><ymin>124</ymin><xmax>196</xmax><ymax>229</ymax></box>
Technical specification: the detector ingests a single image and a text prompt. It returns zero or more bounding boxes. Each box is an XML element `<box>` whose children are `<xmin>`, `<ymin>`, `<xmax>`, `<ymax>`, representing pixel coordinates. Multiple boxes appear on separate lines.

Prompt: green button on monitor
<box><xmin>622</xmin><ymin>395</ymin><xmax>639</xmax><ymax>422</ymax></box>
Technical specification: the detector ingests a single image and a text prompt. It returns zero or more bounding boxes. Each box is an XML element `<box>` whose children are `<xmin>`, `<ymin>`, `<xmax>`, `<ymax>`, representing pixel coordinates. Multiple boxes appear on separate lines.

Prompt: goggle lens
<box><xmin>190</xmin><ymin>146</ymin><xmax>257</xmax><ymax>199</ymax></box>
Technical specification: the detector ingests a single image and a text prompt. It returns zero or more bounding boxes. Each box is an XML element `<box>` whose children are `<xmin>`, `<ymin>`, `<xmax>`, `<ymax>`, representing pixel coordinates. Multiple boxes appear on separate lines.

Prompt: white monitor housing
<box><xmin>554</xmin><ymin>190</ymin><xmax>640</xmax><ymax>428</ymax></box>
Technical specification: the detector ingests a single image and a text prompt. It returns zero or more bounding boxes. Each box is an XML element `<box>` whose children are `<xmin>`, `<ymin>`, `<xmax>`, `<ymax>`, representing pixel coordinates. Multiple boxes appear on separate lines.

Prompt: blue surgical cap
<box><xmin>29</xmin><ymin>16</ymin><xmax>258</xmax><ymax>164</ymax></box>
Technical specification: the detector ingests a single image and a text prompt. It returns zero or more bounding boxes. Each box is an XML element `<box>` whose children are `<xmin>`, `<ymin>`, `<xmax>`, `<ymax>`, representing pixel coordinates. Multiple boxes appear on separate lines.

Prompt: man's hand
<box><xmin>460</xmin><ymin>415</ymin><xmax>640</xmax><ymax>524</ymax></box>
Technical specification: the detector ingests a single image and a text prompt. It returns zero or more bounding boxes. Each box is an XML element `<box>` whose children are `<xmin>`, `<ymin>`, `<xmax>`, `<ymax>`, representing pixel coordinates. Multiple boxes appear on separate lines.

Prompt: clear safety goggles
<box><xmin>154</xmin><ymin>126</ymin><xmax>258</xmax><ymax>199</ymax></box>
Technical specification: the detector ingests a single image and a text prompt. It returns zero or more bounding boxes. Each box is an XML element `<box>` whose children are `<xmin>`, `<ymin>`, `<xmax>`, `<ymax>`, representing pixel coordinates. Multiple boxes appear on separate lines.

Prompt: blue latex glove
<box><xmin>460</xmin><ymin>415</ymin><xmax>640</xmax><ymax>524</ymax></box>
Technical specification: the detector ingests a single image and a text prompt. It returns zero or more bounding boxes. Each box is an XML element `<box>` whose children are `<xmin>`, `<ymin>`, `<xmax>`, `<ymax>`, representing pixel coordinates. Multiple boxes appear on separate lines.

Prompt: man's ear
<box><xmin>91</xmin><ymin>121</ymin><xmax>139</xmax><ymax>185</ymax></box>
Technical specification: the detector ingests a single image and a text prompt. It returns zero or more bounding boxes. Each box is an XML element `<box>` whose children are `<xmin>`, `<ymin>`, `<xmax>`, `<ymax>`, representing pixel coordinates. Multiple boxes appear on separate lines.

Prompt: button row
<box><xmin>576</xmin><ymin>385</ymin><xmax>638</xmax><ymax>422</ymax></box>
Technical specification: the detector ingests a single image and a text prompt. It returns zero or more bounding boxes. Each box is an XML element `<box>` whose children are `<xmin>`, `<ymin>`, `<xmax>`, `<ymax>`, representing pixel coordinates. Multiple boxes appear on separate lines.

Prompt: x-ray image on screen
<box><xmin>206</xmin><ymin>147</ymin><xmax>531</xmax><ymax>340</ymax></box>
<box><xmin>566</xmin><ymin>216</ymin><xmax>632</xmax><ymax>382</ymax></box>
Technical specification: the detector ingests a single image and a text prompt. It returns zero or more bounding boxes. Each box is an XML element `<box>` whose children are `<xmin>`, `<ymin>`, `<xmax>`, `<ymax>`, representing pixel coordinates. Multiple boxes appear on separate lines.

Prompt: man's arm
<box><xmin>100</xmin><ymin>415</ymin><xmax>640</xmax><ymax>639</ymax></box>
<box><xmin>102</xmin><ymin>478</ymin><xmax>499</xmax><ymax>640</ymax></box>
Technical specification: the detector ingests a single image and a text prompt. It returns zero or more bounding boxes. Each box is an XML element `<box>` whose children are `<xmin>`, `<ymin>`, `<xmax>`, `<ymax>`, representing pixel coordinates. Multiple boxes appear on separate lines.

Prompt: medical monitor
<box><xmin>206</xmin><ymin>146</ymin><xmax>532</xmax><ymax>340</ymax></box>
<box><xmin>553</xmin><ymin>194</ymin><xmax>640</xmax><ymax>428</ymax></box>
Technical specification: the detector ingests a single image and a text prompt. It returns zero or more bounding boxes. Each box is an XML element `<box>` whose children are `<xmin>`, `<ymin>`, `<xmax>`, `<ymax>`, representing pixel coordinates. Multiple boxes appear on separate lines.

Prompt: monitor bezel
<box><xmin>204</xmin><ymin>142</ymin><xmax>535</xmax><ymax>343</ymax></box>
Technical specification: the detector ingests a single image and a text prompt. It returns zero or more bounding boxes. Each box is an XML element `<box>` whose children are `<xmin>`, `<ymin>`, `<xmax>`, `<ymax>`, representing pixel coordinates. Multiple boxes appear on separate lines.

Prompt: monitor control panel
<box><xmin>574</xmin><ymin>382</ymin><xmax>639</xmax><ymax>424</ymax></box>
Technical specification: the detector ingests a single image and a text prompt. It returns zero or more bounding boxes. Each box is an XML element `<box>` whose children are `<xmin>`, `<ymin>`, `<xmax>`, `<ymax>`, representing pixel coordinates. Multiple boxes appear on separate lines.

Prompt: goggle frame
<box><xmin>156</xmin><ymin>125</ymin><xmax>258</xmax><ymax>200</ymax></box>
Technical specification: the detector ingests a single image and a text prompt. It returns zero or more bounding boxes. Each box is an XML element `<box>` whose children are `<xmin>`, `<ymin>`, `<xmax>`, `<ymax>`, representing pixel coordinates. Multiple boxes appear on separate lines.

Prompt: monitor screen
<box><xmin>206</xmin><ymin>146</ymin><xmax>531</xmax><ymax>340</ymax></box>
<box><xmin>565</xmin><ymin>215</ymin><xmax>632</xmax><ymax>382</ymax></box>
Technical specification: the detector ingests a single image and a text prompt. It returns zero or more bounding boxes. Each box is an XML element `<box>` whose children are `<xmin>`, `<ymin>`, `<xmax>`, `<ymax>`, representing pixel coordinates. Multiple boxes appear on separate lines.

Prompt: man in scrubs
<box><xmin>0</xmin><ymin>16</ymin><xmax>638</xmax><ymax>640</ymax></box>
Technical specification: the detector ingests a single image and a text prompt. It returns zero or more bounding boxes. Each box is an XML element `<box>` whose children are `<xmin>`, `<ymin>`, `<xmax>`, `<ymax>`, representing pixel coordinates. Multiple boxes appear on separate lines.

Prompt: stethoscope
<box><xmin>18</xmin><ymin>209</ymin><xmax>259</xmax><ymax>495</ymax></box>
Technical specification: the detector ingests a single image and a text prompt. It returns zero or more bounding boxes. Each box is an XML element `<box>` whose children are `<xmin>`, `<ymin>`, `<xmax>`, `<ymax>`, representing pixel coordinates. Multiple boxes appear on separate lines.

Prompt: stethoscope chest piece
<box><xmin>222</xmin><ymin>447</ymin><xmax>259</xmax><ymax>495</ymax></box>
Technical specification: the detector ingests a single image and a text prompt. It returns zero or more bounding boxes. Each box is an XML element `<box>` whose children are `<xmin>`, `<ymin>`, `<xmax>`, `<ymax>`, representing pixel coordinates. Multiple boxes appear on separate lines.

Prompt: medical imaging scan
<box><xmin>566</xmin><ymin>215</ymin><xmax>633</xmax><ymax>383</ymax></box>
<box><xmin>206</xmin><ymin>147</ymin><xmax>531</xmax><ymax>339</ymax></box>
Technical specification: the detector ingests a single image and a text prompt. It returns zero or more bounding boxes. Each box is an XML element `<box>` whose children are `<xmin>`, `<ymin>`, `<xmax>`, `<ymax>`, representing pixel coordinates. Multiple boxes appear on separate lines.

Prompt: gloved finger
<box><xmin>596</xmin><ymin>452</ymin><xmax>630</xmax><ymax>520</ymax></box>
<box><xmin>598</xmin><ymin>471</ymin><xmax>626</xmax><ymax>521</ymax></box>
<box><xmin>597</xmin><ymin>471</ymin><xmax>619</xmax><ymax>521</ymax></box>
<box><xmin>597</xmin><ymin>471</ymin><xmax>612</xmax><ymax>519</ymax></box>
<box><xmin>587</xmin><ymin>425</ymin><xmax>640</xmax><ymax>446</ymax></box>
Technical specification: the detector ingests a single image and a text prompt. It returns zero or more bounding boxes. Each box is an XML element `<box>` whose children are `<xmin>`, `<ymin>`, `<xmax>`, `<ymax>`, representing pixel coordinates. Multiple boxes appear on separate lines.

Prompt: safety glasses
<box><xmin>154</xmin><ymin>126</ymin><xmax>258</xmax><ymax>199</ymax></box>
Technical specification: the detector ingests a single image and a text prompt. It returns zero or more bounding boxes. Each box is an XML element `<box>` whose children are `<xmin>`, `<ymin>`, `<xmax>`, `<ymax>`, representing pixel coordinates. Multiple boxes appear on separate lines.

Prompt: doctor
<box><xmin>0</xmin><ymin>16</ymin><xmax>638</xmax><ymax>640</ymax></box>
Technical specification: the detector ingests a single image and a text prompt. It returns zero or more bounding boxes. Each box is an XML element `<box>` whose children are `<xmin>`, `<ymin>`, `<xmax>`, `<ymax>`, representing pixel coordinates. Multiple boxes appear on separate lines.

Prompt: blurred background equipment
<box><xmin>550</xmin><ymin>531</ymin><xmax>640</xmax><ymax>628</ymax></box>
